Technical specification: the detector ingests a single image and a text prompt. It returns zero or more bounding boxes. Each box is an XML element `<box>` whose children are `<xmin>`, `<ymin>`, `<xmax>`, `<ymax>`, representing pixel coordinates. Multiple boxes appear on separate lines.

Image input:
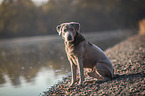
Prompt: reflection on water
<box><xmin>0</xmin><ymin>30</ymin><xmax>135</xmax><ymax>96</ymax></box>
<box><xmin>0</xmin><ymin>35</ymin><xmax>70</xmax><ymax>96</ymax></box>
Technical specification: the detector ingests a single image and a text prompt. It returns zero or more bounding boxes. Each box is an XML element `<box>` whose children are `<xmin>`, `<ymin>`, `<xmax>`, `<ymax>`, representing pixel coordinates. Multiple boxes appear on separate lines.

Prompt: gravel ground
<box><xmin>41</xmin><ymin>35</ymin><xmax>145</xmax><ymax>96</ymax></box>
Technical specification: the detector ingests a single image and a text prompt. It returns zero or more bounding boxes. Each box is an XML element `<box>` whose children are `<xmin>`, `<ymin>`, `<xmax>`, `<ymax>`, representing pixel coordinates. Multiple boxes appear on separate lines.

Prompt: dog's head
<box><xmin>56</xmin><ymin>22</ymin><xmax>80</xmax><ymax>42</ymax></box>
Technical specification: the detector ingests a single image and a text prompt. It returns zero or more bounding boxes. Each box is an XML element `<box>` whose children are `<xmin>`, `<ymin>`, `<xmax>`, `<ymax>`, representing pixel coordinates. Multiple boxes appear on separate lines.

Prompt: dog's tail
<box><xmin>112</xmin><ymin>72</ymin><xmax>143</xmax><ymax>80</ymax></box>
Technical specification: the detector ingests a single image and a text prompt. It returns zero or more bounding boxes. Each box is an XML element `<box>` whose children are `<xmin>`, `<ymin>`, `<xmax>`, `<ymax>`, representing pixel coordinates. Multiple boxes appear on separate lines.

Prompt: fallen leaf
<box><xmin>66</xmin><ymin>92</ymin><xmax>72</xmax><ymax>95</ymax></box>
<box><xmin>60</xmin><ymin>85</ymin><xmax>63</xmax><ymax>89</ymax></box>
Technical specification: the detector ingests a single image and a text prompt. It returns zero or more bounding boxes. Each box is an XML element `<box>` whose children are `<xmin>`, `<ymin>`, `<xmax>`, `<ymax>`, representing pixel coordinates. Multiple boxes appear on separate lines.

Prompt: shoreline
<box><xmin>41</xmin><ymin>34</ymin><xmax>145</xmax><ymax>96</ymax></box>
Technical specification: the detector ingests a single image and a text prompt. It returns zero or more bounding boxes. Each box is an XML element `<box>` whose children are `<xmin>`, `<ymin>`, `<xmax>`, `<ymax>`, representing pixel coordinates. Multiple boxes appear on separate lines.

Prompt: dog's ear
<box><xmin>70</xmin><ymin>22</ymin><xmax>80</xmax><ymax>33</ymax></box>
<box><xmin>56</xmin><ymin>25</ymin><xmax>62</xmax><ymax>35</ymax></box>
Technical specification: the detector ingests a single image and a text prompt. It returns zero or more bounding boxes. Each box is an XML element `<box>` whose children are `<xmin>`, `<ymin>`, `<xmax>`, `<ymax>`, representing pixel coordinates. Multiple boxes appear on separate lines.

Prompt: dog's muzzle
<box><xmin>65</xmin><ymin>32</ymin><xmax>74</xmax><ymax>42</ymax></box>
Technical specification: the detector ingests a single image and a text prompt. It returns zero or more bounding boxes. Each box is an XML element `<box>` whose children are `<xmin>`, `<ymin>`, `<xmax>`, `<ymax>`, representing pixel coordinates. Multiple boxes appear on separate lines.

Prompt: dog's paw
<box><xmin>78</xmin><ymin>81</ymin><xmax>84</xmax><ymax>86</ymax></box>
<box><xmin>69</xmin><ymin>82</ymin><xmax>75</xmax><ymax>87</ymax></box>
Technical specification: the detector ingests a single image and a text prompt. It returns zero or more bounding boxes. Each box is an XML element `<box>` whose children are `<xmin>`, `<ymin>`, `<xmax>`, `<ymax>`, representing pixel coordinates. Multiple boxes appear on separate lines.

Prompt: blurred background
<box><xmin>0</xmin><ymin>0</ymin><xmax>145</xmax><ymax>96</ymax></box>
<box><xmin>0</xmin><ymin>0</ymin><xmax>145</xmax><ymax>38</ymax></box>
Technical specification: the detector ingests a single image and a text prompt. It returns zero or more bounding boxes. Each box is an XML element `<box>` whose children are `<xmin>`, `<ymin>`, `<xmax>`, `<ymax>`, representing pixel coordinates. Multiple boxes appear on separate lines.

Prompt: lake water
<box><xmin>0</xmin><ymin>30</ymin><xmax>135</xmax><ymax>96</ymax></box>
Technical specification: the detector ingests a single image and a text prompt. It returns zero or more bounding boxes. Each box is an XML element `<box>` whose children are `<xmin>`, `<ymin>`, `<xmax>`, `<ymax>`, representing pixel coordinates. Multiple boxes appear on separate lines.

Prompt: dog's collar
<box><xmin>71</xmin><ymin>32</ymin><xmax>85</xmax><ymax>46</ymax></box>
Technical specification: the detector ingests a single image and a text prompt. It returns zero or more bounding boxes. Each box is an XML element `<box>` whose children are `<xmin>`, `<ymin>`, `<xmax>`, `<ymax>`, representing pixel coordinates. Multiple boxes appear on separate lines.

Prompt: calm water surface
<box><xmin>0</xmin><ymin>35</ymin><xmax>70</xmax><ymax>96</ymax></box>
<box><xmin>0</xmin><ymin>30</ymin><xmax>135</xmax><ymax>96</ymax></box>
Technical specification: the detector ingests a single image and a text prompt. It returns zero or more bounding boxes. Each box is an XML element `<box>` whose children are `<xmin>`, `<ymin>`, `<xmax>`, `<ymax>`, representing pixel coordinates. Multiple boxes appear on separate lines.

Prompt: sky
<box><xmin>31</xmin><ymin>0</ymin><xmax>48</xmax><ymax>6</ymax></box>
<box><xmin>0</xmin><ymin>0</ymin><xmax>49</xmax><ymax>6</ymax></box>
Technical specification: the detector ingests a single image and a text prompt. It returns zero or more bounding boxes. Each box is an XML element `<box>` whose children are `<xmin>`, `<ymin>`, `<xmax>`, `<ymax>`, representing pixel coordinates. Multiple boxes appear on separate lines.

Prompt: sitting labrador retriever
<box><xmin>56</xmin><ymin>22</ymin><xmax>114</xmax><ymax>87</ymax></box>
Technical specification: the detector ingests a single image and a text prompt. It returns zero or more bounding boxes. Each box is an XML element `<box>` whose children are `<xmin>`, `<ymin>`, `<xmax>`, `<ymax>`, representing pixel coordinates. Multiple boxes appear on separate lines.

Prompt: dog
<box><xmin>56</xmin><ymin>22</ymin><xmax>114</xmax><ymax>86</ymax></box>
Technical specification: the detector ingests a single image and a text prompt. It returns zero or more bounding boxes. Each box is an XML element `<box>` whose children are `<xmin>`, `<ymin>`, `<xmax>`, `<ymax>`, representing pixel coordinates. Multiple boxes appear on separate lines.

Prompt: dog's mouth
<box><xmin>67</xmin><ymin>35</ymin><xmax>74</xmax><ymax>42</ymax></box>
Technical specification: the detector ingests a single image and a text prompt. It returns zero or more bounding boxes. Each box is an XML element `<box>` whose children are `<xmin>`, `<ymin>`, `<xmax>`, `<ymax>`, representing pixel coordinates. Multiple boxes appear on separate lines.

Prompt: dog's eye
<box><xmin>69</xmin><ymin>28</ymin><xmax>73</xmax><ymax>31</ymax></box>
<box><xmin>64</xmin><ymin>29</ymin><xmax>67</xmax><ymax>32</ymax></box>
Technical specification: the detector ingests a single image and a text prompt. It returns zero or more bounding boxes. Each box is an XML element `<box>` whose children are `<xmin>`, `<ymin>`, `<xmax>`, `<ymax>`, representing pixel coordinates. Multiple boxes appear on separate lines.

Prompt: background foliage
<box><xmin>0</xmin><ymin>0</ymin><xmax>145</xmax><ymax>38</ymax></box>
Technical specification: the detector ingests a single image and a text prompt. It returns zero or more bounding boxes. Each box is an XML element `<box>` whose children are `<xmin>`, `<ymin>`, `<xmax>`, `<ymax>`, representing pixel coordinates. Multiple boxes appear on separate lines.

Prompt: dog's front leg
<box><xmin>76</xmin><ymin>58</ymin><xmax>84</xmax><ymax>86</ymax></box>
<box><xmin>69</xmin><ymin>58</ymin><xmax>77</xmax><ymax>87</ymax></box>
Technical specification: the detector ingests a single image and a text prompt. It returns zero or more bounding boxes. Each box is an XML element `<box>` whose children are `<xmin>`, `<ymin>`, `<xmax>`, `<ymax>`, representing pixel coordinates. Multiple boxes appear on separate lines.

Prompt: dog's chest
<box><xmin>65</xmin><ymin>45</ymin><xmax>76</xmax><ymax>55</ymax></box>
